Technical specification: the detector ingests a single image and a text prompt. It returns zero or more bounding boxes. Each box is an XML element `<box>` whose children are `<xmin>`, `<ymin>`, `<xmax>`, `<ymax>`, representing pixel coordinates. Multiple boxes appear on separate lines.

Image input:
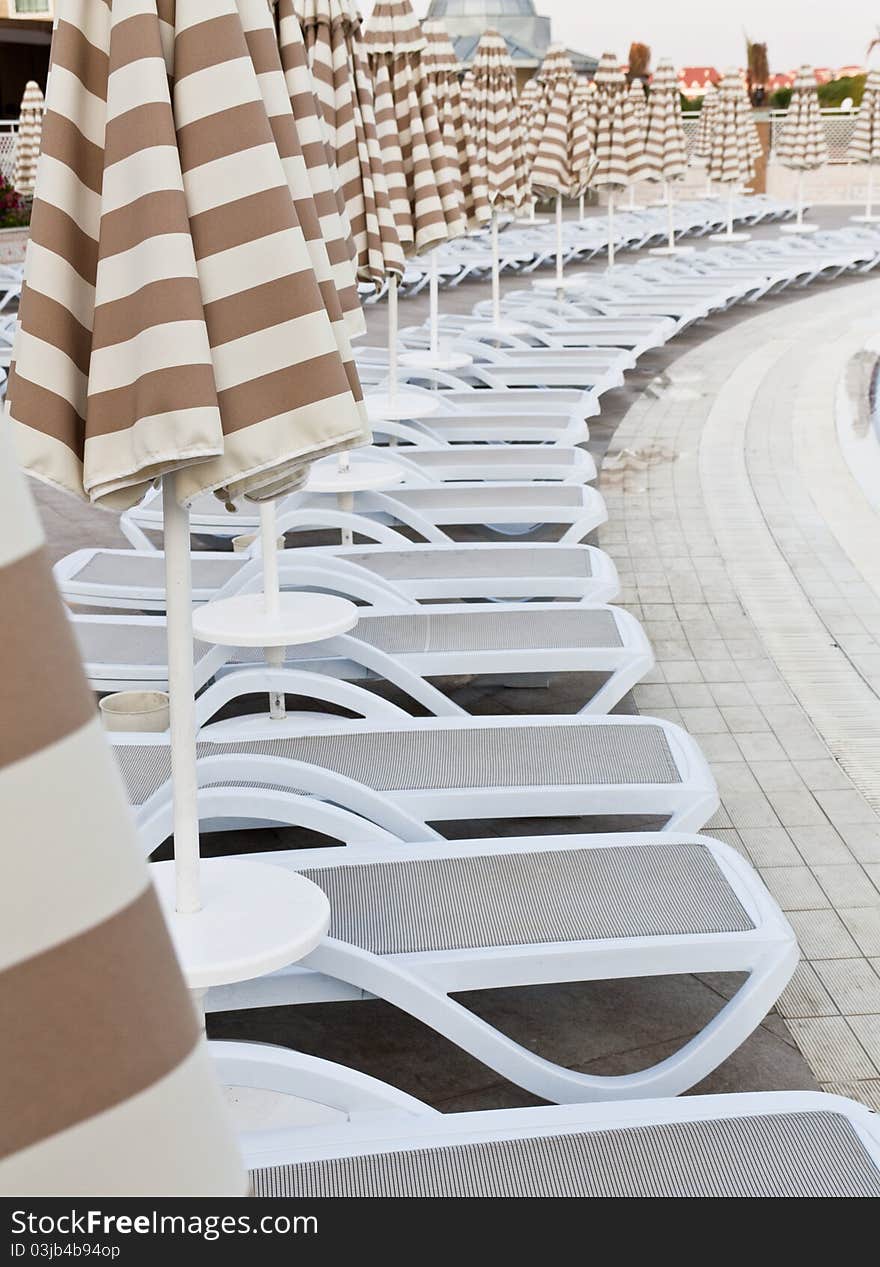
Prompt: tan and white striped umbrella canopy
<box><xmin>0</xmin><ymin>435</ymin><xmax>243</xmax><ymax>1195</ymax></box>
<box><xmin>642</xmin><ymin>59</ymin><xmax>688</xmax><ymax>183</ymax></box>
<box><xmin>693</xmin><ymin>80</ymin><xmax>719</xmax><ymax>161</ymax></box>
<box><xmin>12</xmin><ymin>80</ymin><xmax>43</xmax><ymax>197</ymax></box>
<box><xmin>422</xmin><ymin>19</ymin><xmax>490</xmax><ymax>230</ymax></box>
<box><xmin>529</xmin><ymin>47</ymin><xmax>593</xmax><ymax>199</ymax></box>
<box><xmin>271</xmin><ymin>0</ymin><xmax>364</xmax><ymax>339</ymax></box>
<box><xmin>364</xmin><ymin>0</ymin><xmax>466</xmax><ymax>254</ymax></box>
<box><xmin>466</xmin><ymin>30</ymin><xmax>530</xmax><ymax>211</ymax></box>
<box><xmin>708</xmin><ymin>69</ymin><xmax>758</xmax><ymax>185</ymax></box>
<box><xmin>848</xmin><ymin>68</ymin><xmax>880</xmax><ymax>164</ymax></box>
<box><xmin>627</xmin><ymin>76</ymin><xmax>649</xmax><ymax>145</ymax></box>
<box><xmin>588</xmin><ymin>51</ymin><xmax>646</xmax><ymax>191</ymax></box>
<box><xmin>738</xmin><ymin>75</ymin><xmax>764</xmax><ymax>164</ymax></box>
<box><xmin>776</xmin><ymin>65</ymin><xmax>829</xmax><ymax>171</ymax></box>
<box><xmin>7</xmin><ymin>0</ymin><xmax>369</xmax><ymax>512</ymax></box>
<box><xmin>295</xmin><ymin>0</ymin><xmax>405</xmax><ymax>286</ymax></box>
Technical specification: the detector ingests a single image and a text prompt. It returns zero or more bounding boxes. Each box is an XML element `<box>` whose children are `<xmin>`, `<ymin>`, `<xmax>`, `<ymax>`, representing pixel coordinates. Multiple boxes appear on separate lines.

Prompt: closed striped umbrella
<box><xmin>627</xmin><ymin>77</ymin><xmax>649</xmax><ymax>146</ymax></box>
<box><xmin>422</xmin><ymin>19</ymin><xmax>490</xmax><ymax>231</ymax></box>
<box><xmin>642</xmin><ymin>60</ymin><xmax>688</xmax><ymax>183</ymax></box>
<box><xmin>467</xmin><ymin>31</ymin><xmax>530</xmax><ymax>213</ymax></box>
<box><xmin>8</xmin><ymin>0</ymin><xmax>372</xmax><ymax>938</ymax></box>
<box><xmin>364</xmin><ymin>0</ymin><xmax>466</xmax><ymax>254</ymax></box>
<box><xmin>776</xmin><ymin>66</ymin><xmax>828</xmax><ymax>170</ymax></box>
<box><xmin>708</xmin><ymin>70</ymin><xmax>757</xmax><ymax>186</ymax></box>
<box><xmin>642</xmin><ymin>59</ymin><xmax>689</xmax><ymax>253</ymax></box>
<box><xmin>271</xmin><ymin>0</ymin><xmax>364</xmax><ymax>339</ymax></box>
<box><xmin>466</xmin><ymin>30</ymin><xmax>529</xmax><ymax>325</ymax></box>
<box><xmin>0</xmin><ymin>434</ymin><xmax>243</xmax><ymax>1195</ymax></box>
<box><xmin>693</xmin><ymin>80</ymin><xmax>719</xmax><ymax>161</ymax></box>
<box><xmin>529</xmin><ymin>48</ymin><xmax>592</xmax><ymax>292</ymax></box>
<box><xmin>530</xmin><ymin>48</ymin><xmax>593</xmax><ymax>199</ymax></box>
<box><xmin>707</xmin><ymin>69</ymin><xmax>757</xmax><ymax>240</ymax></box>
<box><xmin>295</xmin><ymin>0</ymin><xmax>405</xmax><ymax>288</ymax></box>
<box><xmin>738</xmin><ymin>75</ymin><xmax>764</xmax><ymax>165</ymax></box>
<box><xmin>12</xmin><ymin>80</ymin><xmax>43</xmax><ymax>198</ymax></box>
<box><xmin>776</xmin><ymin>65</ymin><xmax>827</xmax><ymax>230</ymax></box>
<box><xmin>588</xmin><ymin>52</ymin><xmax>646</xmax><ymax>264</ymax></box>
<box><xmin>847</xmin><ymin>67</ymin><xmax>880</xmax><ymax>219</ymax></box>
<box><xmin>8</xmin><ymin>0</ymin><xmax>368</xmax><ymax>511</ymax></box>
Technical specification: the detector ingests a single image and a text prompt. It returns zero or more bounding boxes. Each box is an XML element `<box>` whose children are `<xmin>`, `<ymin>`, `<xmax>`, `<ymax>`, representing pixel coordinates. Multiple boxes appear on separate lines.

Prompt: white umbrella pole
<box><xmin>259</xmin><ymin>500</ymin><xmax>281</xmax><ymax>617</ymax></box>
<box><xmin>555</xmin><ymin>193</ymin><xmax>564</xmax><ymax>296</ymax></box>
<box><xmin>796</xmin><ymin>169</ymin><xmax>805</xmax><ymax>228</ymax></box>
<box><xmin>867</xmin><ymin>166</ymin><xmax>875</xmax><ymax>219</ymax></box>
<box><xmin>727</xmin><ymin>184</ymin><xmax>735</xmax><ymax>236</ymax></box>
<box><xmin>666</xmin><ymin>183</ymin><xmax>676</xmax><ymax>251</ymax></box>
<box><xmin>259</xmin><ymin>499</ymin><xmax>286</xmax><ymax>720</ymax></box>
<box><xmin>162</xmin><ymin>471</ymin><xmax>201</xmax><ymax>915</ymax></box>
<box><xmin>491</xmin><ymin>207</ymin><xmax>501</xmax><ymax>325</ymax></box>
<box><xmin>578</xmin><ymin>191</ymin><xmax>585</xmax><ymax>221</ymax></box>
<box><xmin>607</xmin><ymin>193</ymin><xmax>615</xmax><ymax>268</ymax></box>
<box><xmin>388</xmin><ymin>273</ymin><xmax>399</xmax><ymax>408</ymax></box>
<box><xmin>428</xmin><ymin>247</ymin><xmax>440</xmax><ymax>361</ymax></box>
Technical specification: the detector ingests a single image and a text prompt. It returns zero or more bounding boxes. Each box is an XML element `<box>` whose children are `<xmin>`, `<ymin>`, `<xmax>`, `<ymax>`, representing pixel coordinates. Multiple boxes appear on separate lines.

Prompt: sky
<box><xmin>361</xmin><ymin>2</ymin><xmax>879</xmax><ymax>71</ymax></box>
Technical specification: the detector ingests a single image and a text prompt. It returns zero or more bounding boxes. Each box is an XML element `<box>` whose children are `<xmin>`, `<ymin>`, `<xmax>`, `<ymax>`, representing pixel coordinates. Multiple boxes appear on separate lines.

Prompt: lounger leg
<box><xmin>305</xmin><ymin>939</ymin><xmax>797</xmax><ymax>1103</ymax></box>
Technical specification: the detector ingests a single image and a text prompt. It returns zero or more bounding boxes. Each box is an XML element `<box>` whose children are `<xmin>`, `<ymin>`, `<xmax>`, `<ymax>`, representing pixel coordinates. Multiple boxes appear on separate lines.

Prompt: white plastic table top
<box><xmin>365</xmin><ymin>389</ymin><xmax>441</xmax><ymax>422</ymax></box>
<box><xmin>152</xmin><ymin>858</ymin><xmax>330</xmax><ymax>991</ymax></box>
<box><xmin>192</xmin><ymin>591</ymin><xmax>358</xmax><ymax>648</ymax></box>
<box><xmin>306</xmin><ymin>456</ymin><xmax>404</xmax><ymax>494</ymax></box>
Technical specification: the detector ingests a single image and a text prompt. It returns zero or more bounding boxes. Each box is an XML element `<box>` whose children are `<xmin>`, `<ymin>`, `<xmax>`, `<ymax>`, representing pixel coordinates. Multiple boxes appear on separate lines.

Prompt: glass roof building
<box><xmin>424</xmin><ymin>1</ymin><xmax>597</xmax><ymax>74</ymax></box>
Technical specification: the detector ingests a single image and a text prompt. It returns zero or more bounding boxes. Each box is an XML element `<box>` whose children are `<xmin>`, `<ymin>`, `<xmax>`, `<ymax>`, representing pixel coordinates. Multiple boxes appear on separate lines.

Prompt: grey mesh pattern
<box><xmin>74</xmin><ymin>623</ymin><xmax>211</xmax><ymax>668</ymax></box>
<box><xmin>75</xmin><ymin>554</ymin><xmax>240</xmax><ymax>589</ymax></box>
<box><xmin>117</xmin><ymin>722</ymin><xmax>680</xmax><ymax>806</ymax></box>
<box><xmin>407</xmin><ymin>450</ymin><xmax>577</xmax><ymax>471</ymax></box>
<box><xmin>340</xmin><ymin>547</ymin><xmax>593</xmax><ymax>580</ymax></box>
<box><xmin>303</xmin><ymin>843</ymin><xmax>753</xmax><ymax>955</ymax></box>
<box><xmin>353</xmin><ymin>608</ymin><xmax>622</xmax><ymax>654</ymax></box>
<box><xmin>388</xmin><ymin>487</ymin><xmax>585</xmax><ymax>511</ymax></box>
<box><xmin>250</xmin><ymin>1112</ymin><xmax>880</xmax><ymax>1197</ymax></box>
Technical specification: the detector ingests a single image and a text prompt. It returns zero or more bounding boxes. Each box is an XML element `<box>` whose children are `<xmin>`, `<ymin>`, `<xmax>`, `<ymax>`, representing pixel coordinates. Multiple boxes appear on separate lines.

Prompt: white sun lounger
<box><xmin>152</xmin><ymin>818</ymin><xmax>794</xmax><ymax>1102</ymax></box>
<box><xmin>116</xmin><ymin>692</ymin><xmax>719</xmax><ymax>838</ymax></box>
<box><xmin>121</xmin><ymin>450</ymin><xmax>599</xmax><ymax>545</ymax></box>
<box><xmin>404</xmin><ymin>314</ymin><xmax>676</xmax><ymax>356</ymax></box>
<box><xmin>221</xmin><ymin>1055</ymin><xmax>880</xmax><ymax>1196</ymax></box>
<box><xmin>55</xmin><ymin>541</ymin><xmax>622</xmax><ymax>611</ymax></box>
<box><xmin>119</xmin><ymin>484</ymin><xmax>606</xmax><ymax>550</ymax></box>
<box><xmin>73</xmin><ymin>602</ymin><xmax>653</xmax><ymax>716</ymax></box>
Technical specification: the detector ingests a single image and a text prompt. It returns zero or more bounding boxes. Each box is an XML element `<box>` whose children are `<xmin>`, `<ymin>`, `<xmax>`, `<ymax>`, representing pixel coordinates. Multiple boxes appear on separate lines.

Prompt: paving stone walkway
<box><xmin>602</xmin><ymin>279</ymin><xmax>880</xmax><ymax>1108</ymax></box>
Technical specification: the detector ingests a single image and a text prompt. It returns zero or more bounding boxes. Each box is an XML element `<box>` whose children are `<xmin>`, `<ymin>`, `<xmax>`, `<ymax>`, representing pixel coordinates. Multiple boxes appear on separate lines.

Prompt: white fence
<box><xmin>682</xmin><ymin>107</ymin><xmax>858</xmax><ymax>164</ymax></box>
<box><xmin>0</xmin><ymin>121</ymin><xmax>20</xmax><ymax>181</ymax></box>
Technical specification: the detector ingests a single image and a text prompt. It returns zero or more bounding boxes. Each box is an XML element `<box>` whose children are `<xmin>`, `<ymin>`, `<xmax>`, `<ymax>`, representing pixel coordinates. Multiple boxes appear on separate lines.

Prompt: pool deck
<box><xmin>33</xmin><ymin>205</ymin><xmax>880</xmax><ymax>1110</ymax></box>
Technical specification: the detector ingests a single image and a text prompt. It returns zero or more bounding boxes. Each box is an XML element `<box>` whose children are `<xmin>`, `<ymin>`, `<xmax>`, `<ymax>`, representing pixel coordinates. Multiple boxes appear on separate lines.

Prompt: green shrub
<box><xmin>0</xmin><ymin>174</ymin><xmax>28</xmax><ymax>228</ymax></box>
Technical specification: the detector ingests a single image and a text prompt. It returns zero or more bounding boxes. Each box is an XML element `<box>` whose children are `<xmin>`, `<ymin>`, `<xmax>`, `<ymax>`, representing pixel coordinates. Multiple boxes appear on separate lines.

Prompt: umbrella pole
<box><xmin>666</xmin><ymin>184</ymin><xmax>675</xmax><ymax>251</ymax></box>
<box><xmin>259</xmin><ymin>499</ymin><xmax>286</xmax><ymax>721</ymax></box>
<box><xmin>555</xmin><ymin>193</ymin><xmax>564</xmax><ymax>298</ymax></box>
<box><xmin>388</xmin><ymin>273</ymin><xmax>399</xmax><ymax>409</ymax></box>
<box><xmin>727</xmin><ymin>184</ymin><xmax>735</xmax><ymax>237</ymax></box>
<box><xmin>578</xmin><ymin>191</ymin><xmax>585</xmax><ymax>222</ymax></box>
<box><xmin>607</xmin><ymin>193</ymin><xmax>615</xmax><ymax>268</ymax></box>
<box><xmin>491</xmin><ymin>207</ymin><xmax>501</xmax><ymax>325</ymax></box>
<box><xmin>796</xmin><ymin>170</ymin><xmax>804</xmax><ymax>228</ymax></box>
<box><xmin>867</xmin><ymin>166</ymin><xmax>875</xmax><ymax>219</ymax></box>
<box><xmin>162</xmin><ymin>471</ymin><xmax>201</xmax><ymax>915</ymax></box>
<box><xmin>429</xmin><ymin>247</ymin><xmax>440</xmax><ymax>362</ymax></box>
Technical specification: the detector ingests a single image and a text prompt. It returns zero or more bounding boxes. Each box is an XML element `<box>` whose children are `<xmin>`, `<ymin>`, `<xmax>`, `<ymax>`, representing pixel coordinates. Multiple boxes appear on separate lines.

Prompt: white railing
<box><xmin>682</xmin><ymin>107</ymin><xmax>859</xmax><ymax>164</ymax></box>
<box><xmin>0</xmin><ymin>120</ymin><xmax>20</xmax><ymax>181</ymax></box>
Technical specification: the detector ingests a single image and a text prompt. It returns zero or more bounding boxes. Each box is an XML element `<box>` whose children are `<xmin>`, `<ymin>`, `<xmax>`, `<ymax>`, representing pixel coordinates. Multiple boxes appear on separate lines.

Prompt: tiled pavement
<box><xmin>602</xmin><ymin>278</ymin><xmax>880</xmax><ymax>1109</ymax></box>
